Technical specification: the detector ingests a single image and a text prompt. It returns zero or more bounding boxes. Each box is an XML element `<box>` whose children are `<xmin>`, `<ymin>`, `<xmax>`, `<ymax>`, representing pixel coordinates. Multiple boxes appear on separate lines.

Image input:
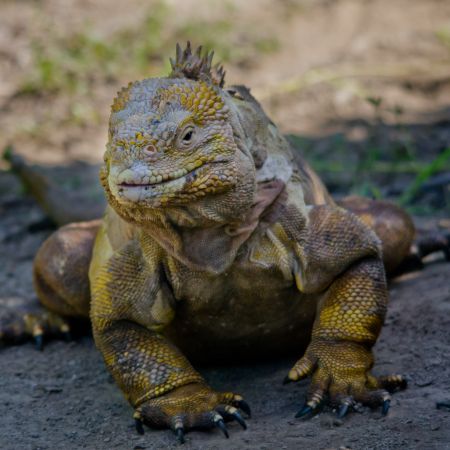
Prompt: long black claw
<box><xmin>232</xmin><ymin>411</ymin><xmax>247</xmax><ymax>430</ymax></box>
<box><xmin>295</xmin><ymin>405</ymin><xmax>313</xmax><ymax>418</ymax></box>
<box><xmin>382</xmin><ymin>399</ymin><xmax>391</xmax><ymax>416</ymax></box>
<box><xmin>236</xmin><ymin>400</ymin><xmax>251</xmax><ymax>418</ymax></box>
<box><xmin>135</xmin><ymin>418</ymin><xmax>144</xmax><ymax>435</ymax></box>
<box><xmin>283</xmin><ymin>376</ymin><xmax>292</xmax><ymax>385</ymax></box>
<box><xmin>216</xmin><ymin>419</ymin><xmax>229</xmax><ymax>438</ymax></box>
<box><xmin>34</xmin><ymin>334</ymin><xmax>43</xmax><ymax>351</ymax></box>
<box><xmin>176</xmin><ymin>427</ymin><xmax>185</xmax><ymax>444</ymax></box>
<box><xmin>337</xmin><ymin>403</ymin><xmax>349</xmax><ymax>419</ymax></box>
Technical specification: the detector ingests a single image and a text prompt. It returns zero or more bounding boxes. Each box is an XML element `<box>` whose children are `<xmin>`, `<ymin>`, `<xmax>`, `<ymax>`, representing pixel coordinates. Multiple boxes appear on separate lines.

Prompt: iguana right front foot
<box><xmin>134</xmin><ymin>384</ymin><xmax>250</xmax><ymax>443</ymax></box>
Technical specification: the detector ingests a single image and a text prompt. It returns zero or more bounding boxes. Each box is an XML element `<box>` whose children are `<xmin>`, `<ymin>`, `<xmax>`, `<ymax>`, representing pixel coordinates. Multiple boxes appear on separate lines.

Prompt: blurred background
<box><xmin>1</xmin><ymin>0</ymin><xmax>450</xmax><ymax>216</ymax></box>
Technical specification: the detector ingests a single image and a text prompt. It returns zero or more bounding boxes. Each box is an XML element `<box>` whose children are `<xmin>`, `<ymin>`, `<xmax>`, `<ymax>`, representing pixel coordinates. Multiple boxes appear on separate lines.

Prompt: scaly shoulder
<box><xmin>88</xmin><ymin>206</ymin><xmax>163</xmax><ymax>283</ymax></box>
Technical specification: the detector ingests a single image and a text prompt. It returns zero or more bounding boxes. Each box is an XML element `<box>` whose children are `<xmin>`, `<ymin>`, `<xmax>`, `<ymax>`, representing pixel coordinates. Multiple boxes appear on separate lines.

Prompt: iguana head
<box><xmin>102</xmin><ymin>42</ymin><xmax>252</xmax><ymax>223</ymax></box>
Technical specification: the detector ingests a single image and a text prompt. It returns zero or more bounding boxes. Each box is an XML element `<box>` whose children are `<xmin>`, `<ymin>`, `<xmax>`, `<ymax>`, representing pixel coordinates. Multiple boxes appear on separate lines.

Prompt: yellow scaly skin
<box><xmin>32</xmin><ymin>43</ymin><xmax>410</xmax><ymax>442</ymax></box>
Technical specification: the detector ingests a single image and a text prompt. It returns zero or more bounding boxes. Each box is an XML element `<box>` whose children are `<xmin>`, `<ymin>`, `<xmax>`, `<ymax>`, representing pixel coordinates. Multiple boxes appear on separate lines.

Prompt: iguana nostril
<box><xmin>144</xmin><ymin>144</ymin><xmax>157</xmax><ymax>154</ymax></box>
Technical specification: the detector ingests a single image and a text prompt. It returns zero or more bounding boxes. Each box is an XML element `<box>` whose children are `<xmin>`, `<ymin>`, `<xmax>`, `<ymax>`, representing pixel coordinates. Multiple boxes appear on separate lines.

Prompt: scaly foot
<box><xmin>284</xmin><ymin>339</ymin><xmax>407</xmax><ymax>418</ymax></box>
<box><xmin>133</xmin><ymin>383</ymin><xmax>251</xmax><ymax>443</ymax></box>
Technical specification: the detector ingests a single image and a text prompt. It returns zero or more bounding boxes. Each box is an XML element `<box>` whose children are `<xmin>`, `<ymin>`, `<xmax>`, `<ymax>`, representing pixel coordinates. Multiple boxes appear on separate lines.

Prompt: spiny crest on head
<box><xmin>169</xmin><ymin>42</ymin><xmax>226</xmax><ymax>88</ymax></box>
<box><xmin>111</xmin><ymin>81</ymin><xmax>134</xmax><ymax>113</ymax></box>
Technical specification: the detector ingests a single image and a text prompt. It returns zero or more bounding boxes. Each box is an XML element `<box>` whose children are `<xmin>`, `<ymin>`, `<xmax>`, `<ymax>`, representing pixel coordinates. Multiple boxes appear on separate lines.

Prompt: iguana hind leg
<box><xmin>339</xmin><ymin>196</ymin><xmax>450</xmax><ymax>274</ymax></box>
<box><xmin>338</xmin><ymin>196</ymin><xmax>415</xmax><ymax>274</ymax></box>
<box><xmin>34</xmin><ymin>220</ymin><xmax>100</xmax><ymax>317</ymax></box>
<box><xmin>1</xmin><ymin>220</ymin><xmax>99</xmax><ymax>349</ymax></box>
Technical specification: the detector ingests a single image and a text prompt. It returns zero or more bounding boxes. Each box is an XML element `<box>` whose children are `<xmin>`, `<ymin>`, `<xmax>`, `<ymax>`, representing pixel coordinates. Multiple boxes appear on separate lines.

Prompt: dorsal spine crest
<box><xmin>169</xmin><ymin>41</ymin><xmax>226</xmax><ymax>88</ymax></box>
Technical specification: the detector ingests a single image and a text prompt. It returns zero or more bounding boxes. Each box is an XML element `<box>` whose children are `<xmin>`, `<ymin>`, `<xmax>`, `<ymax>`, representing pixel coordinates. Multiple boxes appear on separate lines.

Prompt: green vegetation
<box><xmin>290</xmin><ymin>131</ymin><xmax>450</xmax><ymax>214</ymax></box>
<box><xmin>20</xmin><ymin>33</ymin><xmax>119</xmax><ymax>95</ymax></box>
<box><xmin>436</xmin><ymin>26</ymin><xmax>450</xmax><ymax>50</ymax></box>
<box><xmin>288</xmin><ymin>94</ymin><xmax>450</xmax><ymax>214</ymax></box>
<box><xmin>400</xmin><ymin>147</ymin><xmax>450</xmax><ymax>206</ymax></box>
<box><xmin>19</xmin><ymin>0</ymin><xmax>279</xmax><ymax>97</ymax></box>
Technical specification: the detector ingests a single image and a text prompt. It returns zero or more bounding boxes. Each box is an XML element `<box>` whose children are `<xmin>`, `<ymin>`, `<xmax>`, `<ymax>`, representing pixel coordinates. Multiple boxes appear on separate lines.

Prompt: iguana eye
<box><xmin>181</xmin><ymin>128</ymin><xmax>194</xmax><ymax>143</ymax></box>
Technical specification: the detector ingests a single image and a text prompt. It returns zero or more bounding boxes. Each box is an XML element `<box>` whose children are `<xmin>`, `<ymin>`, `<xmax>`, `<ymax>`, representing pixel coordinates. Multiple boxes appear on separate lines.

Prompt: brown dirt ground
<box><xmin>1</xmin><ymin>0</ymin><xmax>450</xmax><ymax>449</ymax></box>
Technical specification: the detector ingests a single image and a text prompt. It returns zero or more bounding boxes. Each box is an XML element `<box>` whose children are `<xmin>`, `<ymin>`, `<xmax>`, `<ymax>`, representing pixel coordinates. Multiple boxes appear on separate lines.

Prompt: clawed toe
<box><xmin>230</xmin><ymin>410</ymin><xmax>247</xmax><ymax>430</ymax></box>
<box><xmin>337</xmin><ymin>402</ymin><xmax>350</xmax><ymax>418</ymax></box>
<box><xmin>34</xmin><ymin>333</ymin><xmax>44</xmax><ymax>351</ymax></box>
<box><xmin>214</xmin><ymin>416</ymin><xmax>229</xmax><ymax>438</ymax></box>
<box><xmin>1</xmin><ymin>310</ymin><xmax>73</xmax><ymax>351</ymax></box>
<box><xmin>295</xmin><ymin>404</ymin><xmax>313</xmax><ymax>418</ymax></box>
<box><xmin>217</xmin><ymin>405</ymin><xmax>247</xmax><ymax>429</ymax></box>
<box><xmin>295</xmin><ymin>394</ymin><xmax>323</xmax><ymax>419</ymax></box>
<box><xmin>382</xmin><ymin>399</ymin><xmax>390</xmax><ymax>416</ymax></box>
<box><xmin>170</xmin><ymin>416</ymin><xmax>186</xmax><ymax>443</ymax></box>
<box><xmin>175</xmin><ymin>427</ymin><xmax>185</xmax><ymax>444</ymax></box>
<box><xmin>134</xmin><ymin>411</ymin><xmax>145</xmax><ymax>435</ymax></box>
<box><xmin>229</xmin><ymin>394</ymin><xmax>251</xmax><ymax>418</ymax></box>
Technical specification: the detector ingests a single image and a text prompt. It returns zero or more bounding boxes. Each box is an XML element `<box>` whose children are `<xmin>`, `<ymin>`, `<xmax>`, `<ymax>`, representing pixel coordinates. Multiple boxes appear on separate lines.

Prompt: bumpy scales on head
<box><xmin>102</xmin><ymin>42</ymin><xmax>246</xmax><ymax>224</ymax></box>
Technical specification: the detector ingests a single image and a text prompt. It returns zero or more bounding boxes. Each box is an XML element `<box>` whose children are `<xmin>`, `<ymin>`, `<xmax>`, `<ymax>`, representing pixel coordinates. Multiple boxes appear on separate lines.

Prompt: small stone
<box><xmin>430</xmin><ymin>423</ymin><xmax>441</xmax><ymax>431</ymax></box>
<box><xmin>415</xmin><ymin>378</ymin><xmax>434</xmax><ymax>387</ymax></box>
<box><xmin>320</xmin><ymin>415</ymin><xmax>343</xmax><ymax>428</ymax></box>
<box><xmin>46</xmin><ymin>386</ymin><xmax>63</xmax><ymax>393</ymax></box>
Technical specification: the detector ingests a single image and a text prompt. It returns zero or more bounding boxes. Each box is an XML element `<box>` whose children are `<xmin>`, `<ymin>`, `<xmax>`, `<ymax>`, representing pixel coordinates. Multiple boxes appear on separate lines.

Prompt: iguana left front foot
<box><xmin>285</xmin><ymin>339</ymin><xmax>407</xmax><ymax>418</ymax></box>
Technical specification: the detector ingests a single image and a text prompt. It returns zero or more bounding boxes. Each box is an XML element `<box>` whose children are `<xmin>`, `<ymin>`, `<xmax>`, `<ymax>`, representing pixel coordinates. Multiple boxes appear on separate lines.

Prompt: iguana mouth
<box><xmin>110</xmin><ymin>157</ymin><xmax>235</xmax><ymax>205</ymax></box>
<box><xmin>118</xmin><ymin>165</ymin><xmax>201</xmax><ymax>189</ymax></box>
<box><xmin>117</xmin><ymin>159</ymin><xmax>228</xmax><ymax>189</ymax></box>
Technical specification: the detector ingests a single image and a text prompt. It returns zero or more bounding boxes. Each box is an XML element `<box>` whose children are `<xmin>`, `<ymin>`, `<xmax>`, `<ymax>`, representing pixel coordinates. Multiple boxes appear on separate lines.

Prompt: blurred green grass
<box><xmin>289</xmin><ymin>94</ymin><xmax>450</xmax><ymax>215</ymax></box>
<box><xmin>289</xmin><ymin>132</ymin><xmax>450</xmax><ymax>215</ymax></box>
<box><xmin>18</xmin><ymin>0</ymin><xmax>279</xmax><ymax>97</ymax></box>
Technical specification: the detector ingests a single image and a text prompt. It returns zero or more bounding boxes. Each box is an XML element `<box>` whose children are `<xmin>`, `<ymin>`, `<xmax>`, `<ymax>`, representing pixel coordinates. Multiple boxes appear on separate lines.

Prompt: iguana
<box><xmin>3</xmin><ymin>43</ymin><xmax>449</xmax><ymax>443</ymax></box>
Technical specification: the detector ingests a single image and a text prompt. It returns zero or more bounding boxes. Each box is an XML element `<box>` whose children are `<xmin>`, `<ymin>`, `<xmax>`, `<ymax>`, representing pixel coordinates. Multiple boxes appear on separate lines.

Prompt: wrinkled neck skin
<box><xmin>140</xmin><ymin>151</ymin><xmax>259</xmax><ymax>274</ymax></box>
<box><xmin>158</xmin><ymin>146</ymin><xmax>256</xmax><ymax>229</ymax></box>
<box><xmin>104</xmin><ymin>91</ymin><xmax>288</xmax><ymax>274</ymax></box>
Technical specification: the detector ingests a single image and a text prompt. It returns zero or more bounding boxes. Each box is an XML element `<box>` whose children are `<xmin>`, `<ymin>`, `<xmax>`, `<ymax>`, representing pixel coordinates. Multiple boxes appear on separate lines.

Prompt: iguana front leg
<box><xmin>284</xmin><ymin>206</ymin><xmax>407</xmax><ymax>417</ymax></box>
<box><xmin>94</xmin><ymin>321</ymin><xmax>247</xmax><ymax>441</ymax></box>
<box><xmin>90</xmin><ymin>237</ymin><xmax>248</xmax><ymax>442</ymax></box>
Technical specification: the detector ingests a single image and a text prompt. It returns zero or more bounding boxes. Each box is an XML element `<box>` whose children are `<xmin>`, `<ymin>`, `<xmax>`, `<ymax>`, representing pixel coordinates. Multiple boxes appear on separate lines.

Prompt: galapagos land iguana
<box><xmin>9</xmin><ymin>42</ymin><xmax>450</xmax><ymax>443</ymax></box>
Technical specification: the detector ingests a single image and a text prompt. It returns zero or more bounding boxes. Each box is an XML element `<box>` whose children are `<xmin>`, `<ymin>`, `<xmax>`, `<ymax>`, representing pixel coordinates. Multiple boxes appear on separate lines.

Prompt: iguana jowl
<box><xmin>24</xmin><ymin>43</ymin><xmax>425</xmax><ymax>441</ymax></box>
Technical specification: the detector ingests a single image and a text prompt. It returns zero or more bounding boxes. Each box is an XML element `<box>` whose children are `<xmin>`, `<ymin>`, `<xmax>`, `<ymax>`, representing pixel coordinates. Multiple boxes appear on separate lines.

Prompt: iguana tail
<box><xmin>3</xmin><ymin>147</ymin><xmax>105</xmax><ymax>226</ymax></box>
